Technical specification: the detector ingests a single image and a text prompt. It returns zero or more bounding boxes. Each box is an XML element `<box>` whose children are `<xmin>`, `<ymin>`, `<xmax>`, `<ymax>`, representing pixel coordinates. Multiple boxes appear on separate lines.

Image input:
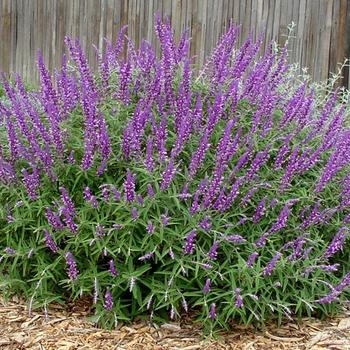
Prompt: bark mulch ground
<box><xmin>0</xmin><ymin>296</ymin><xmax>349</xmax><ymax>350</ymax></box>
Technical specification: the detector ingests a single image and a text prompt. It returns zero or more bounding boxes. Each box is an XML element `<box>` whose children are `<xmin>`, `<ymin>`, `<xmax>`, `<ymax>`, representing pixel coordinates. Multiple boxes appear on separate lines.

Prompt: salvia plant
<box><xmin>0</xmin><ymin>15</ymin><xmax>350</xmax><ymax>331</ymax></box>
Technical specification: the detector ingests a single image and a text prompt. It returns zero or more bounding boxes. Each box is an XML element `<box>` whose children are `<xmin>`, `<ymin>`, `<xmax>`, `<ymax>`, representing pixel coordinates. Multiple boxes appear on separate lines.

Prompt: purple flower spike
<box><xmin>109</xmin><ymin>259</ymin><xmax>118</xmax><ymax>277</ymax></box>
<box><xmin>209</xmin><ymin>303</ymin><xmax>217</xmax><ymax>320</ymax></box>
<box><xmin>4</xmin><ymin>247</ymin><xmax>16</xmax><ymax>256</ymax></box>
<box><xmin>253</xmin><ymin>197</ymin><xmax>267</xmax><ymax>224</ymax></box>
<box><xmin>183</xmin><ymin>229</ymin><xmax>197</xmax><ymax>255</ymax></box>
<box><xmin>96</xmin><ymin>224</ymin><xmax>105</xmax><ymax>237</ymax></box>
<box><xmin>263</xmin><ymin>252</ymin><xmax>282</xmax><ymax>276</ymax></box>
<box><xmin>22</xmin><ymin>168</ymin><xmax>41</xmax><ymax>200</ymax></box>
<box><xmin>65</xmin><ymin>251</ymin><xmax>79</xmax><ymax>281</ymax></box>
<box><xmin>235</xmin><ymin>288</ymin><xmax>244</xmax><ymax>308</ymax></box>
<box><xmin>147</xmin><ymin>221</ymin><xmax>154</xmax><ymax>234</ymax></box>
<box><xmin>59</xmin><ymin>186</ymin><xmax>76</xmax><ymax>216</ymax></box>
<box><xmin>61</xmin><ymin>208</ymin><xmax>78</xmax><ymax>234</ymax></box>
<box><xmin>179</xmin><ymin>183</ymin><xmax>191</xmax><ymax>200</ymax></box>
<box><xmin>246</xmin><ymin>252</ymin><xmax>259</xmax><ymax>268</ymax></box>
<box><xmin>208</xmin><ymin>241</ymin><xmax>220</xmax><ymax>260</ymax></box>
<box><xmin>199</xmin><ymin>216</ymin><xmax>212</xmax><ymax>231</ymax></box>
<box><xmin>223</xmin><ymin>234</ymin><xmax>246</xmax><ymax>244</ymax></box>
<box><xmin>203</xmin><ymin>278</ymin><xmax>211</xmax><ymax>294</ymax></box>
<box><xmin>46</xmin><ymin>207</ymin><xmax>64</xmax><ymax>231</ymax></box>
<box><xmin>161</xmin><ymin>213</ymin><xmax>170</xmax><ymax>226</ymax></box>
<box><xmin>83</xmin><ymin>187</ymin><xmax>99</xmax><ymax>208</ymax></box>
<box><xmin>318</xmin><ymin>291</ymin><xmax>340</xmax><ymax>304</ymax></box>
<box><xmin>147</xmin><ymin>184</ymin><xmax>155</xmax><ymax>198</ymax></box>
<box><xmin>43</xmin><ymin>229</ymin><xmax>59</xmax><ymax>253</ymax></box>
<box><xmin>138</xmin><ymin>251</ymin><xmax>154</xmax><ymax>261</ymax></box>
<box><xmin>137</xmin><ymin>195</ymin><xmax>144</xmax><ymax>206</ymax></box>
<box><xmin>101</xmin><ymin>186</ymin><xmax>110</xmax><ymax>202</ymax></box>
<box><xmin>323</xmin><ymin>227</ymin><xmax>349</xmax><ymax>259</ymax></box>
<box><xmin>111</xmin><ymin>187</ymin><xmax>121</xmax><ymax>201</ymax></box>
<box><xmin>104</xmin><ymin>290</ymin><xmax>113</xmax><ymax>311</ymax></box>
<box><xmin>160</xmin><ymin>158</ymin><xmax>176</xmax><ymax>191</ymax></box>
<box><xmin>145</xmin><ymin>136</ymin><xmax>155</xmax><ymax>172</ymax></box>
<box><xmin>124</xmin><ymin>169</ymin><xmax>136</xmax><ymax>202</ymax></box>
<box><xmin>131</xmin><ymin>207</ymin><xmax>139</xmax><ymax>220</ymax></box>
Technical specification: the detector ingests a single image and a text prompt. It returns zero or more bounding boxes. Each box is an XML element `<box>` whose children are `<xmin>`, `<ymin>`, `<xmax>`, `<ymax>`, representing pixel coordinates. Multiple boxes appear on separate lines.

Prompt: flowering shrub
<box><xmin>0</xmin><ymin>16</ymin><xmax>350</xmax><ymax>330</ymax></box>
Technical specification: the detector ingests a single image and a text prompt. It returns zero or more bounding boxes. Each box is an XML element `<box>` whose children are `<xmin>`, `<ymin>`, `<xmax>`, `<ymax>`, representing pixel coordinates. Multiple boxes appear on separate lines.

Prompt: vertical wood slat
<box><xmin>0</xmin><ymin>0</ymin><xmax>349</xmax><ymax>88</ymax></box>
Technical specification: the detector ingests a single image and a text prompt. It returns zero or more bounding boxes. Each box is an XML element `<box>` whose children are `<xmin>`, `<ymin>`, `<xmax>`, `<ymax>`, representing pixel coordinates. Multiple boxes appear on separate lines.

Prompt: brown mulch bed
<box><xmin>0</xmin><ymin>297</ymin><xmax>349</xmax><ymax>350</ymax></box>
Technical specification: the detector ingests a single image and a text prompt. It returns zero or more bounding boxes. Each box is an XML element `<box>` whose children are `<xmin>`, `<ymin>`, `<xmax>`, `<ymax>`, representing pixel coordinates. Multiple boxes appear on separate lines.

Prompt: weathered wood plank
<box><xmin>0</xmin><ymin>0</ymin><xmax>349</xmax><ymax>87</ymax></box>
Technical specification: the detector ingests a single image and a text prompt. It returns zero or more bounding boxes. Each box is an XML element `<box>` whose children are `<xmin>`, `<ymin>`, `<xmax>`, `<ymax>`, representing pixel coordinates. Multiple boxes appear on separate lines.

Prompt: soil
<box><xmin>0</xmin><ymin>296</ymin><xmax>349</xmax><ymax>349</ymax></box>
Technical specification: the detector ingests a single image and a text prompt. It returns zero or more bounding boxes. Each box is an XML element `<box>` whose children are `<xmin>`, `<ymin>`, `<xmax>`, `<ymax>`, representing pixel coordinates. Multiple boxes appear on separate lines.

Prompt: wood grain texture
<box><xmin>0</xmin><ymin>0</ymin><xmax>349</xmax><ymax>88</ymax></box>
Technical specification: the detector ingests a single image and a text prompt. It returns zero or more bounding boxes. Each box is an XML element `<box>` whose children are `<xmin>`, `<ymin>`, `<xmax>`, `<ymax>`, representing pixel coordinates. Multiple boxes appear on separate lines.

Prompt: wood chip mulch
<box><xmin>0</xmin><ymin>296</ymin><xmax>349</xmax><ymax>350</ymax></box>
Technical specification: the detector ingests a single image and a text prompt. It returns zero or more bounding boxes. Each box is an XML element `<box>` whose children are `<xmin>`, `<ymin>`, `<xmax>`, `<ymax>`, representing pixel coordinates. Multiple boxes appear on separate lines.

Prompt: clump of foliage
<box><xmin>0</xmin><ymin>16</ymin><xmax>350</xmax><ymax>331</ymax></box>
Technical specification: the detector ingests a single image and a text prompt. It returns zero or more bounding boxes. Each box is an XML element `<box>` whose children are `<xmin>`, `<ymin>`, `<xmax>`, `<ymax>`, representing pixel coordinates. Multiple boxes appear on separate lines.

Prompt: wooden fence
<box><xmin>0</xmin><ymin>0</ymin><xmax>349</xmax><ymax>87</ymax></box>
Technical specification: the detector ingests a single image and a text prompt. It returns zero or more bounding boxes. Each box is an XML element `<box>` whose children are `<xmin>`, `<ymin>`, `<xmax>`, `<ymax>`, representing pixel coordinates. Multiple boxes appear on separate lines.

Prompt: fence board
<box><xmin>0</xmin><ymin>0</ymin><xmax>349</xmax><ymax>88</ymax></box>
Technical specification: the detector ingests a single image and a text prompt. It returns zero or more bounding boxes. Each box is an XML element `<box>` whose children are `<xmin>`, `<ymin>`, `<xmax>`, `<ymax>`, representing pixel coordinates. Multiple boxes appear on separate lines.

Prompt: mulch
<box><xmin>0</xmin><ymin>296</ymin><xmax>349</xmax><ymax>350</ymax></box>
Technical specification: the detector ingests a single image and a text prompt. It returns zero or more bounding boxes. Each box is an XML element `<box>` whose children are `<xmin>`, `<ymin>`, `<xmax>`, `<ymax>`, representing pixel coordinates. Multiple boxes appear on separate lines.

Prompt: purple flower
<box><xmin>246</xmin><ymin>252</ymin><xmax>259</xmax><ymax>268</ymax></box>
<box><xmin>131</xmin><ymin>207</ymin><xmax>139</xmax><ymax>220</ymax></box>
<box><xmin>300</xmin><ymin>202</ymin><xmax>322</xmax><ymax>229</ymax></box>
<box><xmin>46</xmin><ymin>207</ymin><xmax>65</xmax><ymax>231</ymax></box>
<box><xmin>109</xmin><ymin>259</ymin><xmax>118</xmax><ymax>277</ymax></box>
<box><xmin>317</xmin><ymin>273</ymin><xmax>350</xmax><ymax>304</ymax></box>
<box><xmin>100</xmin><ymin>185</ymin><xmax>110</xmax><ymax>202</ymax></box>
<box><xmin>279</xmin><ymin>146</ymin><xmax>301</xmax><ymax>190</ymax></box>
<box><xmin>43</xmin><ymin>229</ymin><xmax>58</xmax><ymax>253</ymax></box>
<box><xmin>285</xmin><ymin>235</ymin><xmax>308</xmax><ymax>261</ymax></box>
<box><xmin>203</xmin><ymin>278</ymin><xmax>211</xmax><ymax>294</ymax></box>
<box><xmin>145</xmin><ymin>136</ymin><xmax>155</xmax><ymax>172</ymax></box>
<box><xmin>147</xmin><ymin>221</ymin><xmax>154</xmax><ymax>234</ymax></box>
<box><xmin>168</xmin><ymin>247</ymin><xmax>175</xmax><ymax>259</ymax></box>
<box><xmin>4</xmin><ymin>247</ymin><xmax>16</xmax><ymax>256</ymax></box>
<box><xmin>138</xmin><ymin>251</ymin><xmax>154</xmax><ymax>261</ymax></box>
<box><xmin>161</xmin><ymin>213</ymin><xmax>170</xmax><ymax>226</ymax></box>
<box><xmin>61</xmin><ymin>208</ymin><xmax>78</xmax><ymax>234</ymax></box>
<box><xmin>208</xmin><ymin>241</ymin><xmax>220</xmax><ymax>260</ymax></box>
<box><xmin>59</xmin><ymin>187</ymin><xmax>76</xmax><ymax>217</ymax></box>
<box><xmin>112</xmin><ymin>223</ymin><xmax>123</xmax><ymax>230</ymax></box>
<box><xmin>183</xmin><ymin>229</ymin><xmax>197</xmax><ymax>255</ymax></box>
<box><xmin>147</xmin><ymin>184</ymin><xmax>155</xmax><ymax>198</ymax></box>
<box><xmin>136</xmin><ymin>195</ymin><xmax>144</xmax><ymax>206</ymax></box>
<box><xmin>246</xmin><ymin>149</ymin><xmax>270</xmax><ymax>181</ymax></box>
<box><xmin>83</xmin><ymin>186</ymin><xmax>99</xmax><ymax>208</ymax></box>
<box><xmin>190</xmin><ymin>193</ymin><xmax>200</xmax><ymax>214</ymax></box>
<box><xmin>318</xmin><ymin>291</ymin><xmax>340</xmax><ymax>304</ymax></box>
<box><xmin>323</xmin><ymin>227</ymin><xmax>349</xmax><ymax>259</ymax></box>
<box><xmin>22</xmin><ymin>167</ymin><xmax>41</xmax><ymax>200</ymax></box>
<box><xmin>316</xmin><ymin>131</ymin><xmax>350</xmax><ymax>193</ymax></box>
<box><xmin>222</xmin><ymin>234</ymin><xmax>246</xmax><ymax>244</ymax></box>
<box><xmin>253</xmin><ymin>197</ymin><xmax>267</xmax><ymax>224</ymax></box>
<box><xmin>256</xmin><ymin>204</ymin><xmax>291</xmax><ymax>248</ymax></box>
<box><xmin>96</xmin><ymin>224</ymin><xmax>105</xmax><ymax>237</ymax></box>
<box><xmin>188</xmin><ymin>131</ymin><xmax>211</xmax><ymax>178</ymax></box>
<box><xmin>111</xmin><ymin>187</ymin><xmax>121</xmax><ymax>201</ymax></box>
<box><xmin>179</xmin><ymin>183</ymin><xmax>191</xmax><ymax>200</ymax></box>
<box><xmin>235</xmin><ymin>288</ymin><xmax>244</xmax><ymax>308</ymax></box>
<box><xmin>124</xmin><ymin>169</ymin><xmax>136</xmax><ymax>202</ymax></box>
<box><xmin>199</xmin><ymin>216</ymin><xmax>212</xmax><ymax>231</ymax></box>
<box><xmin>263</xmin><ymin>252</ymin><xmax>282</xmax><ymax>276</ymax></box>
<box><xmin>220</xmin><ymin>177</ymin><xmax>243</xmax><ymax>212</ymax></box>
<box><xmin>160</xmin><ymin>158</ymin><xmax>176</xmax><ymax>191</ymax></box>
<box><xmin>241</xmin><ymin>187</ymin><xmax>259</xmax><ymax>207</ymax></box>
<box><xmin>65</xmin><ymin>251</ymin><xmax>79</xmax><ymax>280</ymax></box>
<box><xmin>209</xmin><ymin>303</ymin><xmax>217</xmax><ymax>320</ymax></box>
<box><xmin>104</xmin><ymin>290</ymin><xmax>113</xmax><ymax>311</ymax></box>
